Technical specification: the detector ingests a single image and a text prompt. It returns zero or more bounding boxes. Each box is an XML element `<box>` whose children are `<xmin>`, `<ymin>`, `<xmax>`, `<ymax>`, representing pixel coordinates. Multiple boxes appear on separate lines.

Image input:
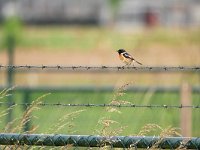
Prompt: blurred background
<box><xmin>0</xmin><ymin>0</ymin><xmax>200</xmax><ymax>137</ymax></box>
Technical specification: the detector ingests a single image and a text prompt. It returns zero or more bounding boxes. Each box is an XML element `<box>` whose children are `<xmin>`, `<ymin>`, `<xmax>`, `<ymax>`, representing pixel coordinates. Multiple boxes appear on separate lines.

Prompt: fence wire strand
<box><xmin>0</xmin><ymin>65</ymin><xmax>200</xmax><ymax>73</ymax></box>
<box><xmin>0</xmin><ymin>102</ymin><xmax>199</xmax><ymax>109</ymax></box>
<box><xmin>0</xmin><ymin>65</ymin><xmax>200</xmax><ymax>149</ymax></box>
<box><xmin>0</xmin><ymin>133</ymin><xmax>200</xmax><ymax>149</ymax></box>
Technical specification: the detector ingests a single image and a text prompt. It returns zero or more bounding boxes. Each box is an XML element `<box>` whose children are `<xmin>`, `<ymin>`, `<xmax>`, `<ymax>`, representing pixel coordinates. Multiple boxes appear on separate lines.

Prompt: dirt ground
<box><xmin>0</xmin><ymin>46</ymin><xmax>199</xmax><ymax>86</ymax></box>
<box><xmin>0</xmin><ymin>45</ymin><xmax>200</xmax><ymax>66</ymax></box>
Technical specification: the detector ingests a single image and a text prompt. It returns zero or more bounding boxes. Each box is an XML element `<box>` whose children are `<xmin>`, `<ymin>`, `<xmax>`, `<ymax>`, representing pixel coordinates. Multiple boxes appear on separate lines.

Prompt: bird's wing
<box><xmin>122</xmin><ymin>52</ymin><xmax>134</xmax><ymax>60</ymax></box>
<box><xmin>122</xmin><ymin>52</ymin><xmax>142</xmax><ymax>65</ymax></box>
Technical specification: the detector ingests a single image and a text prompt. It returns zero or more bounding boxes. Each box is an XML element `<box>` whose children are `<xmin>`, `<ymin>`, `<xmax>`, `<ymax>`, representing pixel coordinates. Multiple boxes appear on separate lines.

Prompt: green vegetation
<box><xmin>19</xmin><ymin>28</ymin><xmax>200</xmax><ymax>50</ymax></box>
<box><xmin>0</xmin><ymin>26</ymin><xmax>200</xmax><ymax>51</ymax></box>
<box><xmin>0</xmin><ymin>25</ymin><xmax>199</xmax><ymax>141</ymax></box>
<box><xmin>0</xmin><ymin>17</ymin><xmax>22</xmax><ymax>50</ymax></box>
<box><xmin>0</xmin><ymin>90</ymin><xmax>199</xmax><ymax>136</ymax></box>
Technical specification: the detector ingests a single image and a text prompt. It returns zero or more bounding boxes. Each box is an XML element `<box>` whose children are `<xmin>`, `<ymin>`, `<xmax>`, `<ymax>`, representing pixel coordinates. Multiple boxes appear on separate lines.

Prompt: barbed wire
<box><xmin>0</xmin><ymin>133</ymin><xmax>200</xmax><ymax>149</ymax></box>
<box><xmin>0</xmin><ymin>101</ymin><xmax>199</xmax><ymax>109</ymax></box>
<box><xmin>0</xmin><ymin>65</ymin><xmax>200</xmax><ymax>73</ymax></box>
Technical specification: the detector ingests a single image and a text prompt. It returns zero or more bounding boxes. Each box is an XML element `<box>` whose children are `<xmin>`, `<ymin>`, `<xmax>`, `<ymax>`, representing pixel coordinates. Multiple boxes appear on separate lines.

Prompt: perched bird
<box><xmin>117</xmin><ymin>49</ymin><xmax>142</xmax><ymax>66</ymax></box>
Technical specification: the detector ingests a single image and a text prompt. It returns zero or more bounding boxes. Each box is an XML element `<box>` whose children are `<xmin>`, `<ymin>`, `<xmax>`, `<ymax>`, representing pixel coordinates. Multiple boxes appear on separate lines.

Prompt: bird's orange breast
<box><xmin>119</xmin><ymin>54</ymin><xmax>124</xmax><ymax>61</ymax></box>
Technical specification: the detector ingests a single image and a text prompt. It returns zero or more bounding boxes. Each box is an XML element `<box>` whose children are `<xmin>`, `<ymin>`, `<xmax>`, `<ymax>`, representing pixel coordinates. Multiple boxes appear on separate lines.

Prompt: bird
<box><xmin>117</xmin><ymin>49</ymin><xmax>142</xmax><ymax>66</ymax></box>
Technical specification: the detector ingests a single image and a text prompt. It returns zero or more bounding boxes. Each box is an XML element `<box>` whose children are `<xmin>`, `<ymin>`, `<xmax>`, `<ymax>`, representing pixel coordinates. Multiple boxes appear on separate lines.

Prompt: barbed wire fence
<box><xmin>0</xmin><ymin>65</ymin><xmax>200</xmax><ymax>149</ymax></box>
<box><xmin>0</xmin><ymin>65</ymin><xmax>200</xmax><ymax>73</ymax></box>
<box><xmin>0</xmin><ymin>101</ymin><xmax>200</xmax><ymax>109</ymax></box>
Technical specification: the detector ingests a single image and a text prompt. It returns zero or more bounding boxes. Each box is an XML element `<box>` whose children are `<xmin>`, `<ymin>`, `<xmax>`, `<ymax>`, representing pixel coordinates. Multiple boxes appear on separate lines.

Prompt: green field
<box><xmin>0</xmin><ymin>91</ymin><xmax>200</xmax><ymax>136</ymax></box>
<box><xmin>0</xmin><ymin>25</ymin><xmax>200</xmax><ymax>52</ymax></box>
<box><xmin>0</xmin><ymin>24</ymin><xmax>200</xmax><ymax>138</ymax></box>
<box><xmin>17</xmin><ymin>27</ymin><xmax>200</xmax><ymax>51</ymax></box>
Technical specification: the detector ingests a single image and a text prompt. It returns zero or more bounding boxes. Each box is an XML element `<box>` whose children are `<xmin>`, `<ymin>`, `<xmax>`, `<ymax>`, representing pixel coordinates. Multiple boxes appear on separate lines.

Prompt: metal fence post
<box><xmin>180</xmin><ymin>83</ymin><xmax>192</xmax><ymax>136</ymax></box>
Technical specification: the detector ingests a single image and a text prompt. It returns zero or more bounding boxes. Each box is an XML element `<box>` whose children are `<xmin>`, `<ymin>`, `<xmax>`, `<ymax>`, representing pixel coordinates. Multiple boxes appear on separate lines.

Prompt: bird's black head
<box><xmin>117</xmin><ymin>49</ymin><xmax>126</xmax><ymax>54</ymax></box>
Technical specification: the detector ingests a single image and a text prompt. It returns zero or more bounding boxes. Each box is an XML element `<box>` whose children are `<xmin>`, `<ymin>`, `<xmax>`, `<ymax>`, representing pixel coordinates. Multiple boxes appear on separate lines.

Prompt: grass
<box><xmin>0</xmin><ymin>25</ymin><xmax>199</xmax><ymax>148</ymax></box>
<box><xmin>0</xmin><ymin>84</ymin><xmax>199</xmax><ymax>149</ymax></box>
<box><xmin>0</xmin><ymin>89</ymin><xmax>199</xmax><ymax>136</ymax></box>
<box><xmin>16</xmin><ymin>27</ymin><xmax>200</xmax><ymax>51</ymax></box>
<box><xmin>0</xmin><ymin>26</ymin><xmax>200</xmax><ymax>52</ymax></box>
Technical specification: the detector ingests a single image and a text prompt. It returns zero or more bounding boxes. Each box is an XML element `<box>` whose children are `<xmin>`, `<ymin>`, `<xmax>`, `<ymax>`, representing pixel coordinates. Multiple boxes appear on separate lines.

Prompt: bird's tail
<box><xmin>135</xmin><ymin>60</ymin><xmax>142</xmax><ymax>65</ymax></box>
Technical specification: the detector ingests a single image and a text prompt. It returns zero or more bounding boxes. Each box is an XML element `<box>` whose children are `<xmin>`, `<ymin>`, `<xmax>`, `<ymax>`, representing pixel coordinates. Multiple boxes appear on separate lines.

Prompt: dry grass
<box><xmin>93</xmin><ymin>83</ymin><xmax>131</xmax><ymax>149</ymax></box>
<box><xmin>96</xmin><ymin>117</ymin><xmax>127</xmax><ymax>137</ymax></box>
<box><xmin>47</xmin><ymin>109</ymin><xmax>85</xmax><ymax>134</ymax></box>
<box><xmin>94</xmin><ymin>83</ymin><xmax>182</xmax><ymax>149</ymax></box>
<box><xmin>106</xmin><ymin>82</ymin><xmax>133</xmax><ymax>113</ymax></box>
<box><xmin>0</xmin><ymin>87</ymin><xmax>15</xmax><ymax>99</ymax></box>
<box><xmin>152</xmin><ymin>127</ymin><xmax>182</xmax><ymax>150</ymax></box>
<box><xmin>4</xmin><ymin>93</ymin><xmax>50</xmax><ymax>133</ymax></box>
<box><xmin>0</xmin><ymin>87</ymin><xmax>16</xmax><ymax>126</ymax></box>
<box><xmin>0</xmin><ymin>84</ymin><xmax>183</xmax><ymax>149</ymax></box>
<box><xmin>138</xmin><ymin>123</ymin><xmax>181</xmax><ymax>137</ymax></box>
<box><xmin>0</xmin><ymin>89</ymin><xmax>85</xmax><ymax>134</ymax></box>
<box><xmin>0</xmin><ymin>89</ymin><xmax>85</xmax><ymax>149</ymax></box>
<box><xmin>137</xmin><ymin>124</ymin><xmax>163</xmax><ymax>136</ymax></box>
<box><xmin>137</xmin><ymin>124</ymin><xmax>181</xmax><ymax>149</ymax></box>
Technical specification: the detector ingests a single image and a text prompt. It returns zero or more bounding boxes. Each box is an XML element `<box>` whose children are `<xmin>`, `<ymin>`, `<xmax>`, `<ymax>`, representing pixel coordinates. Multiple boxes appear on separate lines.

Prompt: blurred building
<box><xmin>0</xmin><ymin>0</ymin><xmax>200</xmax><ymax>27</ymax></box>
<box><xmin>116</xmin><ymin>0</ymin><xmax>200</xmax><ymax>27</ymax></box>
<box><xmin>0</xmin><ymin>0</ymin><xmax>111</xmax><ymax>25</ymax></box>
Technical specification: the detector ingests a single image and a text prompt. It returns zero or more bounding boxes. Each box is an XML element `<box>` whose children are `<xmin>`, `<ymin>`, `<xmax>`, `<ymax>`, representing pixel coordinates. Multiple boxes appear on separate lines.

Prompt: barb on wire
<box><xmin>0</xmin><ymin>133</ymin><xmax>200</xmax><ymax>149</ymax></box>
<box><xmin>0</xmin><ymin>65</ymin><xmax>200</xmax><ymax>73</ymax></box>
<box><xmin>0</xmin><ymin>101</ymin><xmax>199</xmax><ymax>109</ymax></box>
